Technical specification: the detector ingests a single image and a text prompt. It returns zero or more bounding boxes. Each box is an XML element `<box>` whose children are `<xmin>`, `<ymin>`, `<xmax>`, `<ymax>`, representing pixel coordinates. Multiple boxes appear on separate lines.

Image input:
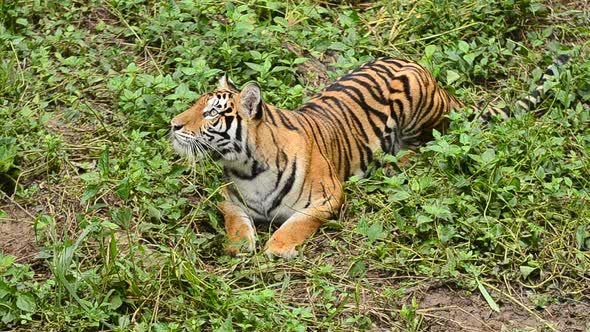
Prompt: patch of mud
<box><xmin>414</xmin><ymin>285</ymin><xmax>590</xmax><ymax>331</ymax></box>
<box><xmin>0</xmin><ymin>204</ymin><xmax>37</xmax><ymax>263</ymax></box>
<box><xmin>543</xmin><ymin>301</ymin><xmax>590</xmax><ymax>331</ymax></box>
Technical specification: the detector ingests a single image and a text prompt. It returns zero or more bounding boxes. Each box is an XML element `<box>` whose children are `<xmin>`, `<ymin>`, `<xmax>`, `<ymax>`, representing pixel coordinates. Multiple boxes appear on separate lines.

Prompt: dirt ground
<box><xmin>412</xmin><ymin>286</ymin><xmax>590</xmax><ymax>331</ymax></box>
<box><xmin>0</xmin><ymin>203</ymin><xmax>37</xmax><ymax>264</ymax></box>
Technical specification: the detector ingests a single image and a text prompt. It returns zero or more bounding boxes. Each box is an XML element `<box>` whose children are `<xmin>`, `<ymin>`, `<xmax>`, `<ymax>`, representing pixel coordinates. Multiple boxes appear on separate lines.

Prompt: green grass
<box><xmin>1</xmin><ymin>0</ymin><xmax>589</xmax><ymax>330</ymax></box>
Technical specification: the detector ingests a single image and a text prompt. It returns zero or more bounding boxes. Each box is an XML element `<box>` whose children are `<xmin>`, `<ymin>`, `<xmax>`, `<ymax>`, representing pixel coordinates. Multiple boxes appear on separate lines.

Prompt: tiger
<box><xmin>170</xmin><ymin>55</ymin><xmax>569</xmax><ymax>258</ymax></box>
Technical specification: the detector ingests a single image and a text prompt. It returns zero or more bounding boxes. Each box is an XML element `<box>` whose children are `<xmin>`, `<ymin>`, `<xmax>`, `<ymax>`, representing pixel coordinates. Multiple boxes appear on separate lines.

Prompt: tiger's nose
<box><xmin>171</xmin><ymin>121</ymin><xmax>184</xmax><ymax>131</ymax></box>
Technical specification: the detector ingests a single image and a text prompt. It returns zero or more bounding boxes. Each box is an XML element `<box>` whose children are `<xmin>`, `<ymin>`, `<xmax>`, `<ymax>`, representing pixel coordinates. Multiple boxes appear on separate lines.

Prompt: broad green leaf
<box><xmin>101</xmin><ymin>221</ymin><xmax>120</xmax><ymax>230</ymax></box>
<box><xmin>328</xmin><ymin>41</ymin><xmax>347</xmax><ymax>51</ymax></box>
<box><xmin>437</xmin><ymin>224</ymin><xmax>456</xmax><ymax>244</ymax></box>
<box><xmin>217</xmin><ymin>315</ymin><xmax>234</xmax><ymax>332</ymax></box>
<box><xmin>244</xmin><ymin>62</ymin><xmax>262</xmax><ymax>72</ymax></box>
<box><xmin>0</xmin><ymin>255</ymin><xmax>16</xmax><ymax>270</ymax></box>
<box><xmin>416</xmin><ymin>214</ymin><xmax>432</xmax><ymax>227</ymax></box>
<box><xmin>79</xmin><ymin>172</ymin><xmax>100</xmax><ymax>182</ymax></box>
<box><xmin>424</xmin><ymin>45</ymin><xmax>437</xmax><ymax>58</ymax></box>
<box><xmin>423</xmin><ymin>204</ymin><xmax>452</xmax><ymax>221</ymax></box>
<box><xmin>367</xmin><ymin>221</ymin><xmax>384</xmax><ymax>242</ymax></box>
<box><xmin>148</xmin><ymin>206</ymin><xmax>162</xmax><ymax>221</ymax></box>
<box><xmin>99</xmin><ymin>146</ymin><xmax>109</xmax><ymax>178</ymax></box>
<box><xmin>81</xmin><ymin>184</ymin><xmax>99</xmax><ymax>205</ymax></box>
<box><xmin>116</xmin><ymin>177</ymin><xmax>130</xmax><ymax>200</ymax></box>
<box><xmin>481</xmin><ymin>149</ymin><xmax>496</xmax><ymax>163</ymax></box>
<box><xmin>293</xmin><ymin>57</ymin><xmax>308</xmax><ymax>65</ymax></box>
<box><xmin>463</xmin><ymin>52</ymin><xmax>477</xmax><ymax>66</ymax></box>
<box><xmin>249</xmin><ymin>50</ymin><xmax>263</xmax><ymax>59</ymax></box>
<box><xmin>536</xmin><ymin>166</ymin><xmax>545</xmax><ymax>179</ymax></box>
<box><xmin>0</xmin><ymin>280</ymin><xmax>10</xmax><ymax>299</ymax></box>
<box><xmin>112</xmin><ymin>207</ymin><xmax>132</xmax><ymax>229</ymax></box>
<box><xmin>389</xmin><ymin>190</ymin><xmax>411</xmax><ymax>202</ymax></box>
<box><xmin>575</xmin><ymin>225</ymin><xmax>587</xmax><ymax>250</ymax></box>
<box><xmin>110</xmin><ymin>294</ymin><xmax>123</xmax><ymax>310</ymax></box>
<box><xmin>180</xmin><ymin>67</ymin><xmax>196</xmax><ymax>75</ymax></box>
<box><xmin>16</xmin><ymin>294</ymin><xmax>36</xmax><ymax>313</ymax></box>
<box><xmin>348</xmin><ymin>260</ymin><xmax>367</xmax><ymax>278</ymax></box>
<box><xmin>447</xmin><ymin>70</ymin><xmax>461</xmax><ymax>84</ymax></box>
<box><xmin>520</xmin><ymin>266</ymin><xmax>536</xmax><ymax>279</ymax></box>
<box><xmin>458</xmin><ymin>40</ymin><xmax>470</xmax><ymax>53</ymax></box>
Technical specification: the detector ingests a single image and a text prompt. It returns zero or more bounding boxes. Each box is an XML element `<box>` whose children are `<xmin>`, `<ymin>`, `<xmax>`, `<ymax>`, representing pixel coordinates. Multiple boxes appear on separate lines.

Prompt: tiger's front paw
<box><xmin>223</xmin><ymin>213</ymin><xmax>257</xmax><ymax>255</ymax></box>
<box><xmin>264</xmin><ymin>236</ymin><xmax>298</xmax><ymax>259</ymax></box>
<box><xmin>225</xmin><ymin>241</ymin><xmax>255</xmax><ymax>256</ymax></box>
<box><xmin>225</xmin><ymin>233</ymin><xmax>256</xmax><ymax>256</ymax></box>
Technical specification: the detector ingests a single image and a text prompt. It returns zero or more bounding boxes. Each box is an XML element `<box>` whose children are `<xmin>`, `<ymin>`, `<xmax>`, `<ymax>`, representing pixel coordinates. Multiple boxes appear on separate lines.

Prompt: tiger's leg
<box><xmin>218</xmin><ymin>200</ymin><xmax>256</xmax><ymax>255</ymax></box>
<box><xmin>265</xmin><ymin>182</ymin><xmax>343</xmax><ymax>258</ymax></box>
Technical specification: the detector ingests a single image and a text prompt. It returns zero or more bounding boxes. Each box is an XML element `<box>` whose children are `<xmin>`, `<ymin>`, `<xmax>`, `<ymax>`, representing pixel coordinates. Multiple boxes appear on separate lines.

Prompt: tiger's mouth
<box><xmin>170</xmin><ymin>131</ymin><xmax>207</xmax><ymax>160</ymax></box>
<box><xmin>171</xmin><ymin>130</ymin><xmax>225</xmax><ymax>161</ymax></box>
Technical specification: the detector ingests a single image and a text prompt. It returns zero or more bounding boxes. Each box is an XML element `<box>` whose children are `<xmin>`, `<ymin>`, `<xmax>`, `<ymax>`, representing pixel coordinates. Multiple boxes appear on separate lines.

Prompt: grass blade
<box><xmin>476</xmin><ymin>278</ymin><xmax>500</xmax><ymax>313</ymax></box>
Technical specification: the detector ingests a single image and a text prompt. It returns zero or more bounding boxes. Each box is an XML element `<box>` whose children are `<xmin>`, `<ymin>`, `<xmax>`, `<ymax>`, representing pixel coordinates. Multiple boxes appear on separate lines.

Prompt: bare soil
<box><xmin>414</xmin><ymin>286</ymin><xmax>590</xmax><ymax>331</ymax></box>
<box><xmin>0</xmin><ymin>204</ymin><xmax>37</xmax><ymax>263</ymax></box>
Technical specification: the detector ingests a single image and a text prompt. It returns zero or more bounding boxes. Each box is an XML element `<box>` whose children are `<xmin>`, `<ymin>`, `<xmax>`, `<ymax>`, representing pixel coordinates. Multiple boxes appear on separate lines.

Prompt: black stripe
<box><xmin>208</xmin><ymin>128</ymin><xmax>230</xmax><ymax>140</ymax></box>
<box><xmin>269</xmin><ymin>159</ymin><xmax>298</xmax><ymax>212</ymax></box>
<box><xmin>227</xmin><ymin>160</ymin><xmax>267</xmax><ymax>180</ymax></box>
<box><xmin>233</xmin><ymin>116</ymin><xmax>242</xmax><ymax>142</ymax></box>
<box><xmin>304</xmin><ymin>102</ymin><xmax>355</xmax><ymax>155</ymax></box>
<box><xmin>276</xmin><ymin>110</ymin><xmax>299</xmax><ymax>131</ymax></box>
<box><xmin>264</xmin><ymin>105</ymin><xmax>277</xmax><ymax>125</ymax></box>
<box><xmin>519</xmin><ymin>97</ymin><xmax>535</xmax><ymax>109</ymax></box>
<box><xmin>227</xmin><ymin>185</ymin><xmax>266</xmax><ymax>216</ymax></box>
<box><xmin>322</xmin><ymin>96</ymin><xmax>369</xmax><ymax>141</ymax></box>
<box><xmin>253</xmin><ymin>102</ymin><xmax>263</xmax><ymax>120</ymax></box>
<box><xmin>347</xmin><ymin>75</ymin><xmax>389</xmax><ymax>105</ymax></box>
<box><xmin>557</xmin><ymin>54</ymin><xmax>569</xmax><ymax>65</ymax></box>
<box><xmin>327</xmin><ymin>83</ymin><xmax>389</xmax><ymax>125</ymax></box>
<box><xmin>303</xmin><ymin>188</ymin><xmax>313</xmax><ymax>208</ymax></box>
<box><xmin>500</xmin><ymin>106</ymin><xmax>511</xmax><ymax>117</ymax></box>
<box><xmin>297</xmin><ymin>112</ymin><xmax>332</xmax><ymax>154</ymax></box>
<box><xmin>381</xmin><ymin>58</ymin><xmax>406</xmax><ymax>68</ymax></box>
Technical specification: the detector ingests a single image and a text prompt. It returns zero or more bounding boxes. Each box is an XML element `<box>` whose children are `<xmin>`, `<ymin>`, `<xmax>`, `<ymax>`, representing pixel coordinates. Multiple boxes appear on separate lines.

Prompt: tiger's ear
<box><xmin>239</xmin><ymin>82</ymin><xmax>262</xmax><ymax>119</ymax></box>
<box><xmin>218</xmin><ymin>74</ymin><xmax>237</xmax><ymax>91</ymax></box>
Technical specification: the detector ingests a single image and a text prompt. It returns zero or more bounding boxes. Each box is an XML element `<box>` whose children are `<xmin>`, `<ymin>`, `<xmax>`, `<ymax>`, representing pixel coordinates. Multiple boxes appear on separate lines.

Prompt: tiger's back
<box><xmin>285</xmin><ymin>57</ymin><xmax>463</xmax><ymax>181</ymax></box>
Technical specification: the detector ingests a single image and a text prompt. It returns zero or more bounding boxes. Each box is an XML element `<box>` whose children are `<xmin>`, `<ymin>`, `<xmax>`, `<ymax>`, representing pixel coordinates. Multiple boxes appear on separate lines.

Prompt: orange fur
<box><xmin>170</xmin><ymin>56</ymin><xmax>566</xmax><ymax>258</ymax></box>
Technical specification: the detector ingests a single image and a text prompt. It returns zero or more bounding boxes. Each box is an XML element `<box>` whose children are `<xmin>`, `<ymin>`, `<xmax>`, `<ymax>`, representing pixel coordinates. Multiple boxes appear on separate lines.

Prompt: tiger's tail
<box><xmin>479</xmin><ymin>54</ymin><xmax>570</xmax><ymax>121</ymax></box>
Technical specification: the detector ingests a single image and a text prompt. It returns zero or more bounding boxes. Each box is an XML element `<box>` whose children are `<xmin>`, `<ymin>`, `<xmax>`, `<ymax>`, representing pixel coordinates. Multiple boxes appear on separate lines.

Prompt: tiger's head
<box><xmin>170</xmin><ymin>75</ymin><xmax>263</xmax><ymax>161</ymax></box>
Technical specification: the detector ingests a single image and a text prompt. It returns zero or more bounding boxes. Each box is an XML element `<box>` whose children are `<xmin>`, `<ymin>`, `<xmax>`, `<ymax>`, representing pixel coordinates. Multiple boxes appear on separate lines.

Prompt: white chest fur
<box><xmin>223</xmin><ymin>158</ymin><xmax>303</xmax><ymax>224</ymax></box>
